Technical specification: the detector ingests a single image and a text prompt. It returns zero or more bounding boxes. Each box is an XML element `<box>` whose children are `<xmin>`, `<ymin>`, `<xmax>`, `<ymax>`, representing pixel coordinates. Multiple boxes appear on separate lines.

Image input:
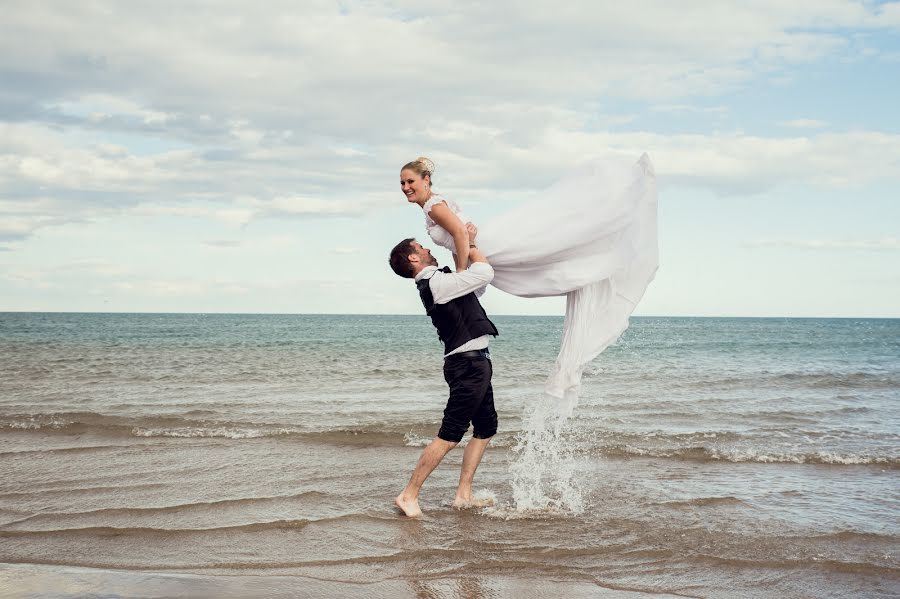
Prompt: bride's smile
<box><xmin>401</xmin><ymin>161</ymin><xmax>434</xmax><ymax>205</ymax></box>
<box><xmin>401</xmin><ymin>173</ymin><xmax>429</xmax><ymax>204</ymax></box>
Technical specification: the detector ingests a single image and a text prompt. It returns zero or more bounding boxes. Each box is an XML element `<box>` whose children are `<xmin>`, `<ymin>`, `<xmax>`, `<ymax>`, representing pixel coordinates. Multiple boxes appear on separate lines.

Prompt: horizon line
<box><xmin>1</xmin><ymin>310</ymin><xmax>898</xmax><ymax>320</ymax></box>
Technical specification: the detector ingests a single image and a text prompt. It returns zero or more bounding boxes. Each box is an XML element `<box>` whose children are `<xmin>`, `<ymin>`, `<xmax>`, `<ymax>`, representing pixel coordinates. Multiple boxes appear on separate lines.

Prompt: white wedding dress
<box><xmin>423</xmin><ymin>154</ymin><xmax>658</xmax><ymax>409</ymax></box>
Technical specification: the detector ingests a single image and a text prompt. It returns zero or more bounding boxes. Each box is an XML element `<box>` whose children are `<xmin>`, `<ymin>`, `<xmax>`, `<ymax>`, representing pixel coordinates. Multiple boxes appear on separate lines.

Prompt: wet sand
<box><xmin>1</xmin><ymin>432</ymin><xmax>897</xmax><ymax>598</ymax></box>
<box><xmin>1</xmin><ymin>563</ymin><xmax>688</xmax><ymax>599</ymax></box>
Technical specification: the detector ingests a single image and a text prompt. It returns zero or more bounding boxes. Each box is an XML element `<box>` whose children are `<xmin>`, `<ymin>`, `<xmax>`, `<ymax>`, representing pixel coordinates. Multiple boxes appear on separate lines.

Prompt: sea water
<box><xmin>1</xmin><ymin>313</ymin><xmax>897</xmax><ymax>597</ymax></box>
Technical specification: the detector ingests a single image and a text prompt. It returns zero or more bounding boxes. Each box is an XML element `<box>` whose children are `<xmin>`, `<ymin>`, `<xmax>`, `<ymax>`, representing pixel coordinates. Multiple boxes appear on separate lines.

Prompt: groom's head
<box><xmin>389</xmin><ymin>238</ymin><xmax>437</xmax><ymax>278</ymax></box>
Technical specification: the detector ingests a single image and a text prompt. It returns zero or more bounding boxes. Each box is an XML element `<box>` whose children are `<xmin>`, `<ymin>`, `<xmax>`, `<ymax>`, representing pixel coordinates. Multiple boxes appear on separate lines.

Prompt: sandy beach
<box><xmin>1</xmin><ymin>563</ymin><xmax>692</xmax><ymax>598</ymax></box>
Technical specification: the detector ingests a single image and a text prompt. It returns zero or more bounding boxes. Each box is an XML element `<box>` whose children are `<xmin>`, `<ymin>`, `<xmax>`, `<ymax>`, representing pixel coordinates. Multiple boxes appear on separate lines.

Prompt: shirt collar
<box><xmin>414</xmin><ymin>265</ymin><xmax>439</xmax><ymax>282</ymax></box>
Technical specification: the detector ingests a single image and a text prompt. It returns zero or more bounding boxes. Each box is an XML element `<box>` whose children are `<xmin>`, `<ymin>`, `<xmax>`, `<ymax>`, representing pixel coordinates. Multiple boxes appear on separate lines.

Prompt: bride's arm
<box><xmin>428</xmin><ymin>201</ymin><xmax>470</xmax><ymax>272</ymax></box>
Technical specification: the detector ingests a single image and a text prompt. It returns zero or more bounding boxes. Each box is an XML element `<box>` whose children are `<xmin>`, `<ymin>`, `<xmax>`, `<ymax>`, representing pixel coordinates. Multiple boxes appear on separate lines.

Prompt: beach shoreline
<box><xmin>0</xmin><ymin>562</ymin><xmax>687</xmax><ymax>599</ymax></box>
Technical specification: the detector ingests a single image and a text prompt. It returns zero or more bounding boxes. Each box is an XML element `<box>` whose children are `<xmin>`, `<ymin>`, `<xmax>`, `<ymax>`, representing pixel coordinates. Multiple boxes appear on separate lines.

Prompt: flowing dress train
<box><xmin>424</xmin><ymin>154</ymin><xmax>658</xmax><ymax>405</ymax></box>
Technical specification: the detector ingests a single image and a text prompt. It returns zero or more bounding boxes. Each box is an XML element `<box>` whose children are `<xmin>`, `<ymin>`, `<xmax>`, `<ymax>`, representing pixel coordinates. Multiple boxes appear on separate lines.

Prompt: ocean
<box><xmin>0</xmin><ymin>313</ymin><xmax>897</xmax><ymax>598</ymax></box>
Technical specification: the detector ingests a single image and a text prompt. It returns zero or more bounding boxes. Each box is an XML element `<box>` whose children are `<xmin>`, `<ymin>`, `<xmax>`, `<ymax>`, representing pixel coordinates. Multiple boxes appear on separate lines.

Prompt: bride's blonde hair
<box><xmin>401</xmin><ymin>156</ymin><xmax>435</xmax><ymax>187</ymax></box>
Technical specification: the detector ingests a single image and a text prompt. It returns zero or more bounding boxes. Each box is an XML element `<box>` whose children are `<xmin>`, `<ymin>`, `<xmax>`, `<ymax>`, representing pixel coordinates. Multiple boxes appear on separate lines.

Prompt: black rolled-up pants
<box><xmin>438</xmin><ymin>353</ymin><xmax>497</xmax><ymax>443</ymax></box>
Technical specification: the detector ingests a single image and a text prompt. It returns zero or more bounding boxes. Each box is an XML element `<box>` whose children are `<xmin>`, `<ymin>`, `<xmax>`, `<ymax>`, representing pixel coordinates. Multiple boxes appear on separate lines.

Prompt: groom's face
<box><xmin>411</xmin><ymin>241</ymin><xmax>438</xmax><ymax>267</ymax></box>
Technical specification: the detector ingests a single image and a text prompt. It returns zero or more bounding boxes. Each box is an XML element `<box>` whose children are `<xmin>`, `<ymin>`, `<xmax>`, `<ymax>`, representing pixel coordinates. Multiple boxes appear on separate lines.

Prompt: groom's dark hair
<box><xmin>389</xmin><ymin>238</ymin><xmax>417</xmax><ymax>279</ymax></box>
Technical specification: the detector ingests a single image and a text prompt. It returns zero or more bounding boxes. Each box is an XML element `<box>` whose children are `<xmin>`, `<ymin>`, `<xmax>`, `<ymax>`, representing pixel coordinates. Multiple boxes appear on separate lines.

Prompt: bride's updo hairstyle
<box><xmin>402</xmin><ymin>156</ymin><xmax>435</xmax><ymax>187</ymax></box>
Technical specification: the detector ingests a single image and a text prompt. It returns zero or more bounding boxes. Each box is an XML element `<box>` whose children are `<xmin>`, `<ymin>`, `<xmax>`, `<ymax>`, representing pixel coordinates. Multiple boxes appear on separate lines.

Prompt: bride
<box><xmin>401</xmin><ymin>155</ymin><xmax>658</xmax><ymax>407</ymax></box>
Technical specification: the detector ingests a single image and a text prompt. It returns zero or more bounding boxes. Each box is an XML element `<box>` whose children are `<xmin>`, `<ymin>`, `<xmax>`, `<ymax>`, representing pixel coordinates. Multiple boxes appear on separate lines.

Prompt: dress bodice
<box><xmin>422</xmin><ymin>194</ymin><xmax>468</xmax><ymax>254</ymax></box>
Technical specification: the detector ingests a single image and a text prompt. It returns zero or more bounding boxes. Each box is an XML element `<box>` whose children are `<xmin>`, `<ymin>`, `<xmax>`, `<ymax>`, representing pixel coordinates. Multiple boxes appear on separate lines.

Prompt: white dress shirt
<box><xmin>414</xmin><ymin>262</ymin><xmax>495</xmax><ymax>357</ymax></box>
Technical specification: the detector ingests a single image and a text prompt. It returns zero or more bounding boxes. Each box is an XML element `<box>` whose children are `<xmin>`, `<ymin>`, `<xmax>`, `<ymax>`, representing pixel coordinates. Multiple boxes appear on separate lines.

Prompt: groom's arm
<box><xmin>430</xmin><ymin>262</ymin><xmax>494</xmax><ymax>304</ymax></box>
<box><xmin>462</xmin><ymin>222</ymin><xmax>490</xmax><ymax>298</ymax></box>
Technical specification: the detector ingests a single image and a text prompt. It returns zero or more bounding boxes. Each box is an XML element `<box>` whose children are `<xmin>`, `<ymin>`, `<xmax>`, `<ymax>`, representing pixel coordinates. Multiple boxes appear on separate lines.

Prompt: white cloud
<box><xmin>266</xmin><ymin>196</ymin><xmax>365</xmax><ymax>217</ymax></box>
<box><xmin>57</xmin><ymin>94</ymin><xmax>172</xmax><ymax>125</ymax></box>
<box><xmin>0</xmin><ymin>215</ymin><xmax>58</xmax><ymax>242</ymax></box>
<box><xmin>651</xmin><ymin>104</ymin><xmax>728</xmax><ymax>115</ymax></box>
<box><xmin>1</xmin><ymin>1</ymin><xmax>898</xmax><ymax>315</ymax></box>
<box><xmin>502</xmin><ymin>129</ymin><xmax>900</xmax><ymax>193</ymax></box>
<box><xmin>0</xmin><ymin>259</ymin><xmax>250</xmax><ymax>299</ymax></box>
<box><xmin>1</xmin><ymin>1</ymin><xmax>897</xmax><ymax>240</ymax></box>
<box><xmin>0</xmin><ymin>123</ymin><xmax>202</xmax><ymax>193</ymax></box>
<box><xmin>203</xmin><ymin>240</ymin><xmax>242</xmax><ymax>249</ymax></box>
<box><xmin>1</xmin><ymin>2</ymin><xmax>892</xmax><ymax>135</ymax></box>
<box><xmin>781</xmin><ymin>119</ymin><xmax>828</xmax><ymax>129</ymax></box>
<box><xmin>111</xmin><ymin>278</ymin><xmax>250</xmax><ymax>297</ymax></box>
<box><xmin>4</xmin><ymin>119</ymin><xmax>900</xmax><ymax>244</ymax></box>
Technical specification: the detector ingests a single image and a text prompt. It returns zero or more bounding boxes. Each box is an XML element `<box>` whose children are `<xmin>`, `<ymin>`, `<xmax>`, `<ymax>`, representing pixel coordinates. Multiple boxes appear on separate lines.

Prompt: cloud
<box><xmin>2</xmin><ymin>2</ymin><xmax>895</xmax><ymax>135</ymax></box>
<box><xmin>497</xmin><ymin>129</ymin><xmax>900</xmax><ymax>194</ymax></box>
<box><xmin>2</xmin><ymin>1</ymin><xmax>900</xmax><ymax>241</ymax></box>
<box><xmin>746</xmin><ymin>237</ymin><xmax>900</xmax><ymax>251</ymax></box>
<box><xmin>4</xmin><ymin>120</ymin><xmax>900</xmax><ymax>244</ymax></box>
<box><xmin>111</xmin><ymin>278</ymin><xmax>249</xmax><ymax>297</ymax></box>
<box><xmin>202</xmin><ymin>240</ymin><xmax>242</xmax><ymax>249</ymax></box>
<box><xmin>0</xmin><ymin>259</ymin><xmax>250</xmax><ymax>299</ymax></box>
<box><xmin>781</xmin><ymin>119</ymin><xmax>828</xmax><ymax>129</ymax></box>
<box><xmin>264</xmin><ymin>196</ymin><xmax>367</xmax><ymax>217</ymax></box>
<box><xmin>650</xmin><ymin>104</ymin><xmax>728</xmax><ymax>115</ymax></box>
<box><xmin>0</xmin><ymin>198</ymin><xmax>81</xmax><ymax>241</ymax></box>
<box><xmin>0</xmin><ymin>215</ymin><xmax>60</xmax><ymax>242</ymax></box>
<box><xmin>1</xmin><ymin>260</ymin><xmax>132</xmax><ymax>287</ymax></box>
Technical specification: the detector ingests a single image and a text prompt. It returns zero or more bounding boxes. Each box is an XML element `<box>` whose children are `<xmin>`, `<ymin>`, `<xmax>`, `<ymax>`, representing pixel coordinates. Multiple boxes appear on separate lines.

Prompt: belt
<box><xmin>445</xmin><ymin>348</ymin><xmax>491</xmax><ymax>360</ymax></box>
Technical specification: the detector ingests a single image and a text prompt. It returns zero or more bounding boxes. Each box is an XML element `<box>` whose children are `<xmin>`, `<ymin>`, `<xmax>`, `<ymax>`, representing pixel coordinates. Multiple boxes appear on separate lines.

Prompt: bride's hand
<box><xmin>466</xmin><ymin>222</ymin><xmax>478</xmax><ymax>241</ymax></box>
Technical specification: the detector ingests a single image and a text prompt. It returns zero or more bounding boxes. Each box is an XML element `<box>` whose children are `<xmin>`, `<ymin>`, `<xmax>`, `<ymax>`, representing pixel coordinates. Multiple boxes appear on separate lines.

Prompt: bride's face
<box><xmin>401</xmin><ymin>169</ymin><xmax>431</xmax><ymax>204</ymax></box>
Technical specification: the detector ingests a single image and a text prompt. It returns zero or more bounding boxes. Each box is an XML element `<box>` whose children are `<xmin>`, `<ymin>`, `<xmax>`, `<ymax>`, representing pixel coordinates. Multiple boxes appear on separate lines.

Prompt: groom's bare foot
<box><xmin>452</xmin><ymin>495</ymin><xmax>495</xmax><ymax>510</ymax></box>
<box><xmin>395</xmin><ymin>493</ymin><xmax>423</xmax><ymax>518</ymax></box>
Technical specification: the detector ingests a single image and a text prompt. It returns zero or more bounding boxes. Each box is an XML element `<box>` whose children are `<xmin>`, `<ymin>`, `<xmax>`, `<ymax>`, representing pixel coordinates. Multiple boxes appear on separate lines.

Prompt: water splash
<box><xmin>507</xmin><ymin>278</ymin><xmax>636</xmax><ymax>515</ymax></box>
<box><xmin>508</xmin><ymin>390</ymin><xmax>585</xmax><ymax>515</ymax></box>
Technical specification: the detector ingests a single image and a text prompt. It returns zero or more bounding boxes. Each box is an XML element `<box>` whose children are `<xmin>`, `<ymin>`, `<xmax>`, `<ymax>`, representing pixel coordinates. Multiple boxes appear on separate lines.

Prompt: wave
<box><xmin>661</xmin><ymin>370</ymin><xmax>900</xmax><ymax>392</ymax></box>
<box><xmin>4</xmin><ymin>412</ymin><xmax>896</xmax><ymax>467</ymax></box>
<box><xmin>0</xmin><ymin>512</ymin><xmax>401</xmax><ymax>537</ymax></box>
<box><xmin>810</xmin><ymin>530</ymin><xmax>899</xmax><ymax>544</ymax></box>
<box><xmin>769</xmin><ymin>371</ymin><xmax>899</xmax><ymax>390</ymax></box>
<box><xmin>0</xmin><ymin>412</ymin><xmax>303</xmax><ymax>440</ymax></box>
<box><xmin>0</xmin><ymin>413</ymin><xmax>740</xmax><ymax>448</ymax></box>
<box><xmin>0</xmin><ymin>444</ymin><xmax>137</xmax><ymax>458</ymax></box>
<box><xmin>0</xmin><ymin>411</ymin><xmax>441</xmax><ymax>445</ymax></box>
<box><xmin>601</xmin><ymin>445</ymin><xmax>899</xmax><ymax>467</ymax></box>
<box><xmin>2</xmin><ymin>491</ymin><xmax>330</xmax><ymax>530</ymax></box>
<box><xmin>661</xmin><ymin>496</ymin><xmax>747</xmax><ymax>508</ymax></box>
<box><xmin>0</xmin><ymin>519</ymin><xmax>314</xmax><ymax>536</ymax></box>
<box><xmin>0</xmin><ymin>482</ymin><xmax>171</xmax><ymax>501</ymax></box>
<box><xmin>131</xmin><ymin>426</ymin><xmax>303</xmax><ymax>439</ymax></box>
<box><xmin>690</xmin><ymin>553</ymin><xmax>899</xmax><ymax>577</ymax></box>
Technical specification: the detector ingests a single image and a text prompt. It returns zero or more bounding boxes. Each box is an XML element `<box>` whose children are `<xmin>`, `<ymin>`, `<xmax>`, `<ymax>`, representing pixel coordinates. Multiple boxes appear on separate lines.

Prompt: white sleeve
<box><xmin>422</xmin><ymin>196</ymin><xmax>445</xmax><ymax>216</ymax></box>
<box><xmin>429</xmin><ymin>263</ymin><xmax>495</xmax><ymax>304</ymax></box>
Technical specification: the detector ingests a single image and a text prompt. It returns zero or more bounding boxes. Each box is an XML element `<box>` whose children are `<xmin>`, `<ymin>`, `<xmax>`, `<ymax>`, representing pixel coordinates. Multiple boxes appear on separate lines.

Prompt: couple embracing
<box><xmin>388</xmin><ymin>154</ymin><xmax>658</xmax><ymax>517</ymax></box>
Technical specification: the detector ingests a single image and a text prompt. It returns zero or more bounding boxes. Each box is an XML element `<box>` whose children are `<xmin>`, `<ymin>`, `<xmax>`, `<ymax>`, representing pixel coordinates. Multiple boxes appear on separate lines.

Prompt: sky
<box><xmin>0</xmin><ymin>1</ymin><xmax>898</xmax><ymax>317</ymax></box>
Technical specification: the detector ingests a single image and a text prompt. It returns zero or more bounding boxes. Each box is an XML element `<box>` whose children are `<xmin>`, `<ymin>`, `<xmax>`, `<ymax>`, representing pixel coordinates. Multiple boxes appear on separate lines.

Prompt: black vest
<box><xmin>416</xmin><ymin>270</ymin><xmax>499</xmax><ymax>354</ymax></box>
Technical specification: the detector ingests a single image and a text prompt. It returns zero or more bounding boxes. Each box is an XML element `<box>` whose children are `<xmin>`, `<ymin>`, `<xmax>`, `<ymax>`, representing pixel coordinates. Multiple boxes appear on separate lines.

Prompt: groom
<box><xmin>388</xmin><ymin>230</ymin><xmax>498</xmax><ymax>517</ymax></box>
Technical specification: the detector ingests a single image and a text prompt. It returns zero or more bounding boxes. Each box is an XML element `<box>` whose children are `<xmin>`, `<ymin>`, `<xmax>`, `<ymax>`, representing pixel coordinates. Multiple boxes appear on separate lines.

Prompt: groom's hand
<box><xmin>465</xmin><ymin>222</ymin><xmax>478</xmax><ymax>241</ymax></box>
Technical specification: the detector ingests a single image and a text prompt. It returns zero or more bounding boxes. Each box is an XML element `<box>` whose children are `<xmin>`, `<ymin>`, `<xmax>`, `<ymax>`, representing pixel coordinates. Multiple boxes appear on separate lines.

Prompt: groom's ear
<box><xmin>408</xmin><ymin>253</ymin><xmax>419</xmax><ymax>265</ymax></box>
